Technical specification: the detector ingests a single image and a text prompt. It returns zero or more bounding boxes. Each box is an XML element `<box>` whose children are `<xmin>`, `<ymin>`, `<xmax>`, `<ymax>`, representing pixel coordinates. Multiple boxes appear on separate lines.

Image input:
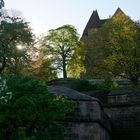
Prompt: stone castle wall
<box><xmin>105</xmin><ymin>87</ymin><xmax>140</xmax><ymax>140</ymax></box>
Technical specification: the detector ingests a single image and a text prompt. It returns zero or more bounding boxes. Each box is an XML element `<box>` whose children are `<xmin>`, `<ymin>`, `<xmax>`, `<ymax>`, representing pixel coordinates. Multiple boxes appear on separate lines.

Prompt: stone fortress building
<box><xmin>81</xmin><ymin>8</ymin><xmax>128</xmax><ymax>79</ymax></box>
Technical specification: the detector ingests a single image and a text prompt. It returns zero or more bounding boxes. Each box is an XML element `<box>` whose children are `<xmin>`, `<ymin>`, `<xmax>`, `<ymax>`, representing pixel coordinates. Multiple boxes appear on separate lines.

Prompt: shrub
<box><xmin>0</xmin><ymin>75</ymin><xmax>74</xmax><ymax>140</ymax></box>
<box><xmin>70</xmin><ymin>78</ymin><xmax>119</xmax><ymax>92</ymax></box>
<box><xmin>70</xmin><ymin>79</ymin><xmax>93</xmax><ymax>92</ymax></box>
<box><xmin>98</xmin><ymin>77</ymin><xmax>119</xmax><ymax>91</ymax></box>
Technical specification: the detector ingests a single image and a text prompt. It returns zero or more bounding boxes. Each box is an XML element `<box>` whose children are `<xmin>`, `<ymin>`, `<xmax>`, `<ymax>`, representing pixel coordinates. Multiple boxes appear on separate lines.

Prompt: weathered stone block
<box><xmin>48</xmin><ymin>86</ymin><xmax>111</xmax><ymax>140</ymax></box>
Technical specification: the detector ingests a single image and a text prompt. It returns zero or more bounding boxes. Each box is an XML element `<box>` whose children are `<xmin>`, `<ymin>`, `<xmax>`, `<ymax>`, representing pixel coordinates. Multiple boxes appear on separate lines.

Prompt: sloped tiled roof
<box><xmin>81</xmin><ymin>8</ymin><xmax>125</xmax><ymax>39</ymax></box>
<box><xmin>82</xmin><ymin>10</ymin><xmax>101</xmax><ymax>36</ymax></box>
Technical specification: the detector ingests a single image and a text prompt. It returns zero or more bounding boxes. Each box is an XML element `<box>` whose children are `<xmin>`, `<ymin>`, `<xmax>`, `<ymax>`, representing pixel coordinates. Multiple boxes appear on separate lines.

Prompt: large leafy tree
<box><xmin>104</xmin><ymin>14</ymin><xmax>140</xmax><ymax>84</ymax></box>
<box><xmin>41</xmin><ymin>25</ymin><xmax>80</xmax><ymax>78</ymax></box>
<box><xmin>0</xmin><ymin>75</ymin><xmax>73</xmax><ymax>140</ymax></box>
<box><xmin>67</xmin><ymin>42</ymin><xmax>86</xmax><ymax>78</ymax></box>
<box><xmin>84</xmin><ymin>12</ymin><xmax>140</xmax><ymax>84</ymax></box>
<box><xmin>0</xmin><ymin>14</ymin><xmax>33</xmax><ymax>74</ymax></box>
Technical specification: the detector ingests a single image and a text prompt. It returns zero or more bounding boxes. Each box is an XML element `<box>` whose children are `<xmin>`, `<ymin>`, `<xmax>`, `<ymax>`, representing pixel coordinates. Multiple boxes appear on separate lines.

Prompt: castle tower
<box><xmin>82</xmin><ymin>10</ymin><xmax>101</xmax><ymax>37</ymax></box>
<box><xmin>81</xmin><ymin>8</ymin><xmax>126</xmax><ymax>79</ymax></box>
<box><xmin>81</xmin><ymin>8</ymin><xmax>125</xmax><ymax>39</ymax></box>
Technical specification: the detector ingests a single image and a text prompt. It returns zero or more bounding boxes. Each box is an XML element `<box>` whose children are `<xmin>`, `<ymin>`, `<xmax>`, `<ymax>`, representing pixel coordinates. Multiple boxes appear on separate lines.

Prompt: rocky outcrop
<box><xmin>48</xmin><ymin>85</ymin><xmax>98</xmax><ymax>101</ymax></box>
<box><xmin>48</xmin><ymin>78</ymin><xmax>140</xmax><ymax>140</ymax></box>
<box><xmin>108</xmin><ymin>87</ymin><xmax>140</xmax><ymax>105</ymax></box>
<box><xmin>48</xmin><ymin>86</ymin><xmax>111</xmax><ymax>140</ymax></box>
<box><xmin>105</xmin><ymin>87</ymin><xmax>140</xmax><ymax>140</ymax></box>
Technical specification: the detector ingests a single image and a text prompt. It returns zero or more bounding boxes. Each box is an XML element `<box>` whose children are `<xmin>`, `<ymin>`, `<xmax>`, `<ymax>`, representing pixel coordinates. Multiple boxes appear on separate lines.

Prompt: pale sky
<box><xmin>4</xmin><ymin>0</ymin><xmax>140</xmax><ymax>37</ymax></box>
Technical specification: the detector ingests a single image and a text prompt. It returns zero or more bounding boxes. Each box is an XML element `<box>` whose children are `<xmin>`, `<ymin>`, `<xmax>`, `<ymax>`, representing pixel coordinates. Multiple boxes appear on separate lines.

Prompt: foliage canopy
<box><xmin>83</xmin><ymin>12</ymin><xmax>140</xmax><ymax>84</ymax></box>
<box><xmin>41</xmin><ymin>25</ymin><xmax>80</xmax><ymax>78</ymax></box>
<box><xmin>0</xmin><ymin>75</ymin><xmax>74</xmax><ymax>140</ymax></box>
<box><xmin>0</xmin><ymin>12</ymin><xmax>34</xmax><ymax>74</ymax></box>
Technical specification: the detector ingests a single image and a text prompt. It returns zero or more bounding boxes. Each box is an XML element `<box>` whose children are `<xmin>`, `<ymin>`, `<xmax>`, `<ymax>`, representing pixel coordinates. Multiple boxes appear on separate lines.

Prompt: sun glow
<box><xmin>16</xmin><ymin>45</ymin><xmax>23</xmax><ymax>50</ymax></box>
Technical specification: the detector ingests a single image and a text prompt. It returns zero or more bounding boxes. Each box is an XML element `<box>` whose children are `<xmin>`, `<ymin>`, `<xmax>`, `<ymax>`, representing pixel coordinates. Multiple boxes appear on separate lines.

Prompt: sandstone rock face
<box><xmin>105</xmin><ymin>87</ymin><xmax>140</xmax><ymax>140</ymax></box>
<box><xmin>105</xmin><ymin>106</ymin><xmax>140</xmax><ymax>140</ymax></box>
<box><xmin>48</xmin><ymin>85</ymin><xmax>98</xmax><ymax>101</ymax></box>
<box><xmin>64</xmin><ymin>100</ymin><xmax>111</xmax><ymax>140</ymax></box>
<box><xmin>108</xmin><ymin>87</ymin><xmax>140</xmax><ymax>105</ymax></box>
<box><xmin>48</xmin><ymin>86</ymin><xmax>111</xmax><ymax>140</ymax></box>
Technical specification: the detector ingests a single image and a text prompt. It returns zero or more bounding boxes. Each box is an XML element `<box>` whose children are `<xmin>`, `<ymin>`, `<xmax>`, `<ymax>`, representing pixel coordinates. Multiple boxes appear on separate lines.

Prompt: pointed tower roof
<box><xmin>82</xmin><ymin>10</ymin><xmax>101</xmax><ymax>36</ymax></box>
<box><xmin>113</xmin><ymin>7</ymin><xmax>125</xmax><ymax>17</ymax></box>
<box><xmin>81</xmin><ymin>8</ymin><xmax>126</xmax><ymax>40</ymax></box>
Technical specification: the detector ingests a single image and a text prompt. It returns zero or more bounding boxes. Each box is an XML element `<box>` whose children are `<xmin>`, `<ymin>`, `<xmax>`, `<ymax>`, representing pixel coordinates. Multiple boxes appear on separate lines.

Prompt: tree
<box><xmin>0</xmin><ymin>13</ymin><xmax>33</xmax><ymax>74</ymax></box>
<box><xmin>67</xmin><ymin>42</ymin><xmax>86</xmax><ymax>78</ymax></box>
<box><xmin>0</xmin><ymin>0</ymin><xmax>4</xmax><ymax>9</ymax></box>
<box><xmin>84</xmin><ymin>12</ymin><xmax>140</xmax><ymax>84</ymax></box>
<box><xmin>34</xmin><ymin>59</ymin><xmax>57</xmax><ymax>83</ymax></box>
<box><xmin>29</xmin><ymin>45</ymin><xmax>58</xmax><ymax>83</ymax></box>
<box><xmin>0</xmin><ymin>75</ymin><xmax>74</xmax><ymax>140</ymax></box>
<box><xmin>41</xmin><ymin>25</ymin><xmax>80</xmax><ymax>78</ymax></box>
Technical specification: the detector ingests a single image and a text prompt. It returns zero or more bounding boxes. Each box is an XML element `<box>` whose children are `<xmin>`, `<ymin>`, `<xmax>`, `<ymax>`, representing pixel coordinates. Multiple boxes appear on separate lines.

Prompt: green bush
<box><xmin>98</xmin><ymin>77</ymin><xmax>119</xmax><ymax>91</ymax></box>
<box><xmin>0</xmin><ymin>75</ymin><xmax>74</xmax><ymax>140</ymax></box>
<box><xmin>70</xmin><ymin>79</ymin><xmax>93</xmax><ymax>92</ymax></box>
<box><xmin>70</xmin><ymin>78</ymin><xmax>119</xmax><ymax>92</ymax></box>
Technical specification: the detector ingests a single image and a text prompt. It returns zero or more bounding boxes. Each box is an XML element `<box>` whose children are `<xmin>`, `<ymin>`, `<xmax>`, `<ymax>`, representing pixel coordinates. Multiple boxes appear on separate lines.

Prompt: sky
<box><xmin>4</xmin><ymin>0</ymin><xmax>140</xmax><ymax>37</ymax></box>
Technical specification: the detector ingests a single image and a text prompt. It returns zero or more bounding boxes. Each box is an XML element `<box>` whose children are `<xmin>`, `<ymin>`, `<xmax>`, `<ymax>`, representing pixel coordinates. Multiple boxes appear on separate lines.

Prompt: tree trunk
<box><xmin>0</xmin><ymin>56</ymin><xmax>6</xmax><ymax>74</ymax></box>
<box><xmin>62</xmin><ymin>56</ymin><xmax>67</xmax><ymax>78</ymax></box>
